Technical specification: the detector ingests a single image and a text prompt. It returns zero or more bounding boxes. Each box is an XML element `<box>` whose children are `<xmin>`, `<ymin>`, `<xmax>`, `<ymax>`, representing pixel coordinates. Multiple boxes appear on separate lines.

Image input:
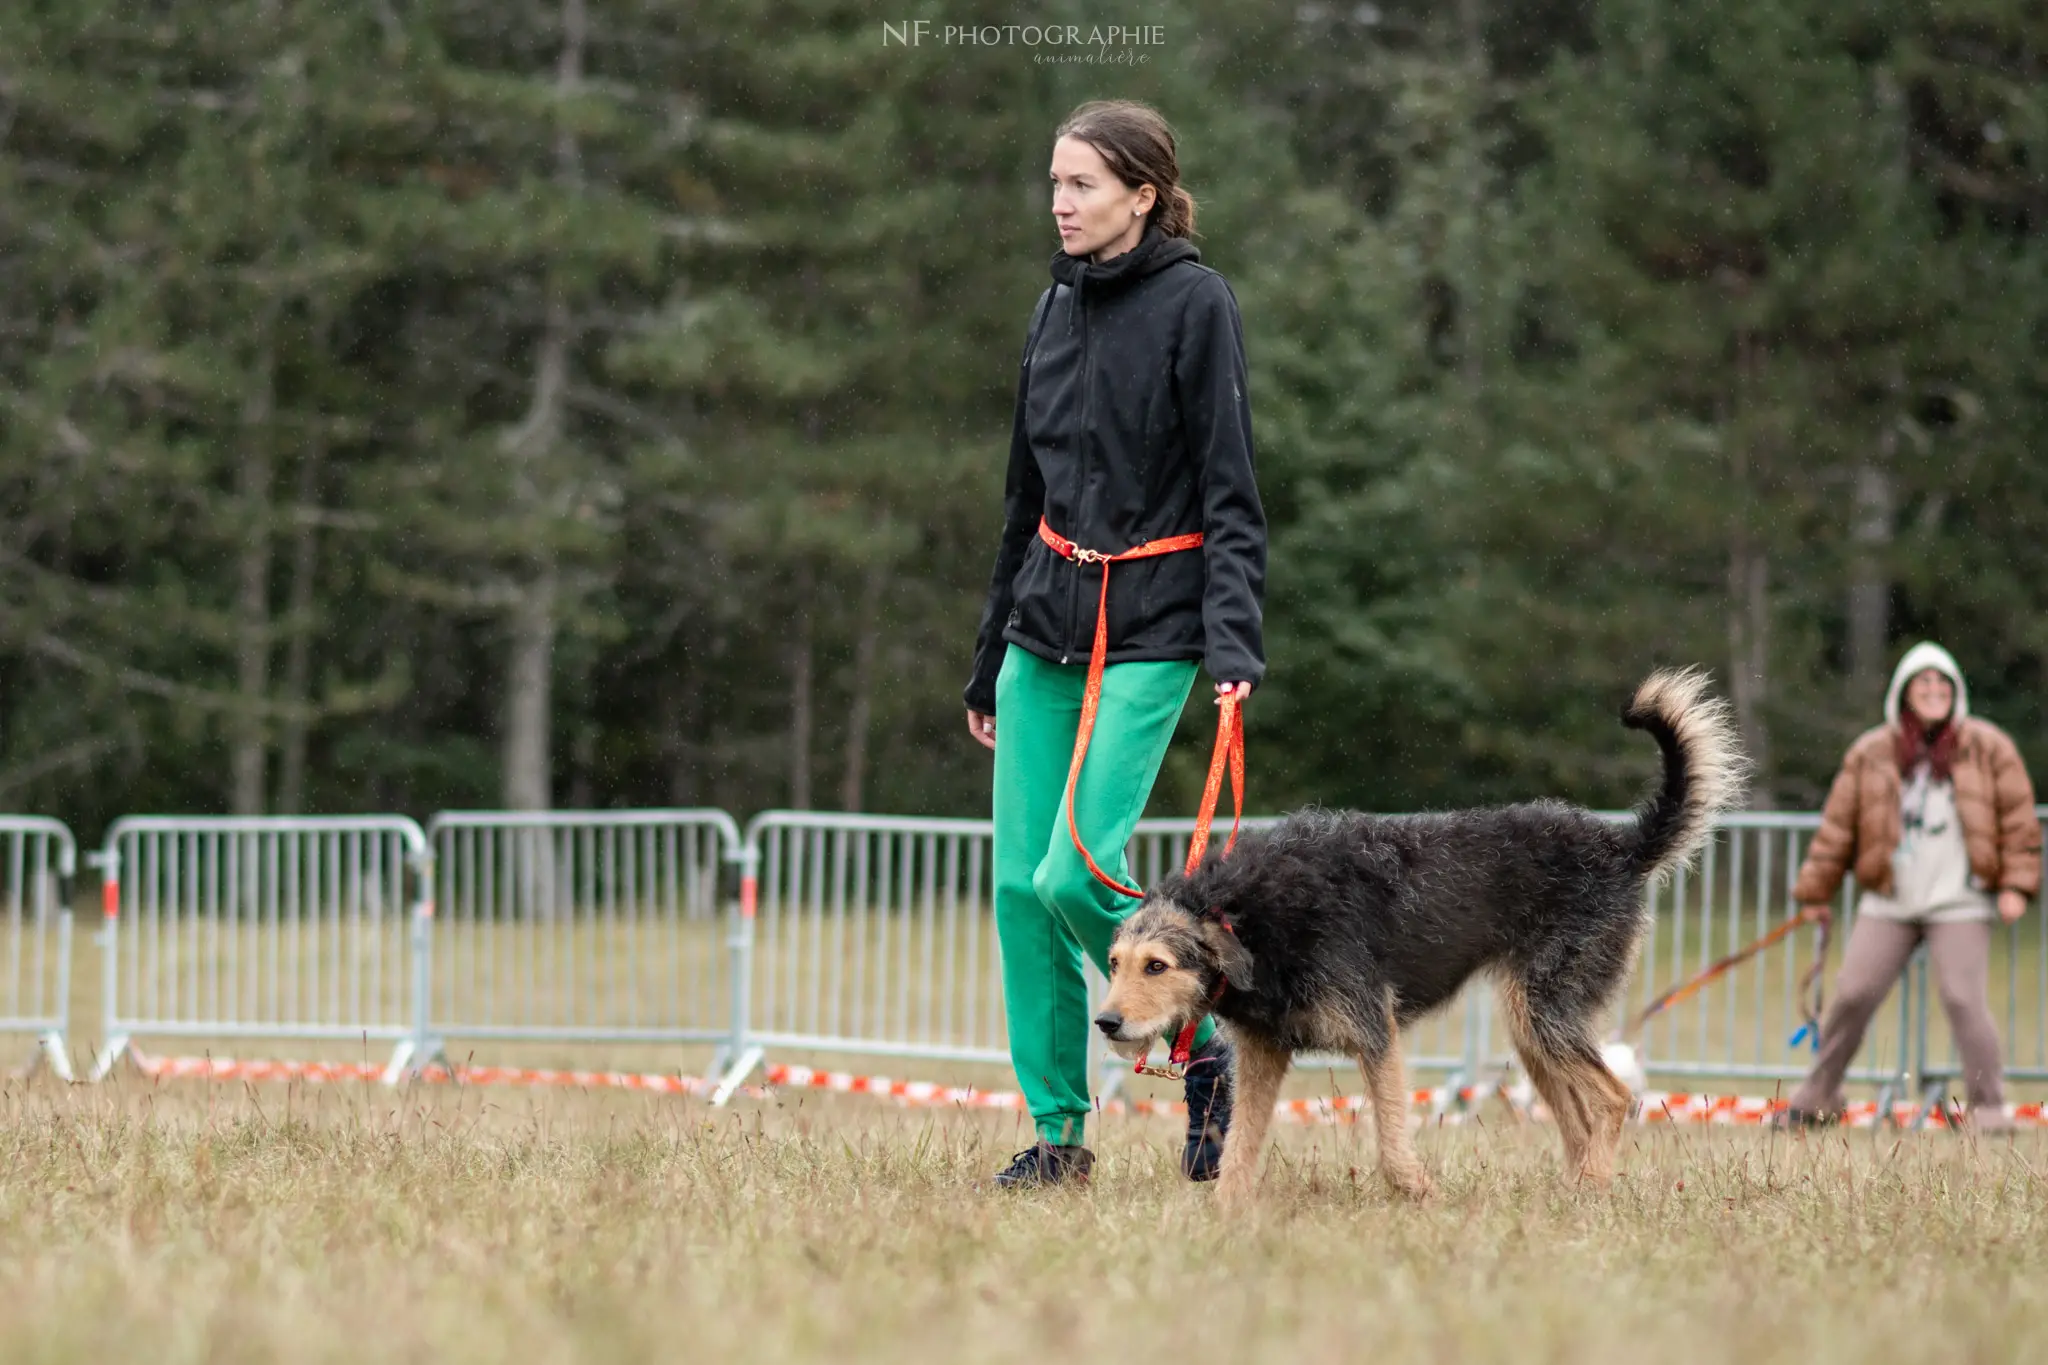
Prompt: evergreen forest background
<box><xmin>5</xmin><ymin>0</ymin><xmax>2047</xmax><ymax>839</ymax></box>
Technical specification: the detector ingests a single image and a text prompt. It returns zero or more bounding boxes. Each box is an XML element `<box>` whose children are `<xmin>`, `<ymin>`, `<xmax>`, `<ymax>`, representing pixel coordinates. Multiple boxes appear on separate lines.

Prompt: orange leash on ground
<box><xmin>1036</xmin><ymin>516</ymin><xmax>1245</xmax><ymax>899</ymax></box>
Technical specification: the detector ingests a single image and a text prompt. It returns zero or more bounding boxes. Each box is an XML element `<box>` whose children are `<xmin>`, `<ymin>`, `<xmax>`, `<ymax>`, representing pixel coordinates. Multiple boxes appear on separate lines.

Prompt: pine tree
<box><xmin>0</xmin><ymin>0</ymin><xmax>403</xmax><ymax>820</ymax></box>
<box><xmin>1505</xmin><ymin>0</ymin><xmax>2046</xmax><ymax>802</ymax></box>
<box><xmin>347</xmin><ymin>0</ymin><xmax>687</xmax><ymax>810</ymax></box>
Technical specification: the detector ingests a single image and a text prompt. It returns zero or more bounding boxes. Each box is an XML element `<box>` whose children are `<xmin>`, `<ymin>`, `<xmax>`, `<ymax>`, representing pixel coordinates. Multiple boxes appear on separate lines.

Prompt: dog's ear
<box><xmin>1199</xmin><ymin>916</ymin><xmax>1254</xmax><ymax>991</ymax></box>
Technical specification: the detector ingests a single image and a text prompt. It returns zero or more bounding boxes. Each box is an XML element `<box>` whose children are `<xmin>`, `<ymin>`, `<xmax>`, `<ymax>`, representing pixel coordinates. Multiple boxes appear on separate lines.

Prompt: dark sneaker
<box><xmin>1181</xmin><ymin>1033</ymin><xmax>1234</xmax><ymax>1181</ymax></box>
<box><xmin>991</xmin><ymin>1142</ymin><xmax>1095</xmax><ymax>1189</ymax></box>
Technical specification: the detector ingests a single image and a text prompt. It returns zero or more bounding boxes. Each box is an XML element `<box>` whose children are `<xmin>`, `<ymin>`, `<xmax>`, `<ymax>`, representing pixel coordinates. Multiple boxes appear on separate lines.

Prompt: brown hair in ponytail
<box><xmin>1054</xmin><ymin>100</ymin><xmax>1198</xmax><ymax>239</ymax></box>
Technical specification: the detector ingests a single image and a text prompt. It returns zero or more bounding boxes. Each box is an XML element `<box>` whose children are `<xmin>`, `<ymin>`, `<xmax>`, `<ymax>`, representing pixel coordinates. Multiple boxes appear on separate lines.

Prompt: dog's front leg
<box><xmin>1361</xmin><ymin>1037</ymin><xmax>1433</xmax><ymax>1200</ymax></box>
<box><xmin>1216</xmin><ymin>1036</ymin><xmax>1291</xmax><ymax>1208</ymax></box>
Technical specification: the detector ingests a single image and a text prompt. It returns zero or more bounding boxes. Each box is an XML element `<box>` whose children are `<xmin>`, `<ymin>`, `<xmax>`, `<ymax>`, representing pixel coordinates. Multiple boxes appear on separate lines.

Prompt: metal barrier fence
<box><xmin>1463</xmin><ymin>812</ymin><xmax>1916</xmax><ymax>1098</ymax></box>
<box><xmin>731</xmin><ymin>810</ymin><xmax>1488</xmax><ymax>1098</ymax></box>
<box><xmin>422</xmin><ymin>810</ymin><xmax>748</xmax><ymax>1083</ymax></box>
<box><xmin>0</xmin><ymin>818</ymin><xmax>76</xmax><ymax>1079</ymax></box>
<box><xmin>739</xmin><ymin>812</ymin><xmax>1009</xmax><ymax>1068</ymax></box>
<box><xmin>728</xmin><ymin>809</ymin><xmax>1983</xmax><ymax>1106</ymax></box>
<box><xmin>1604</xmin><ymin>812</ymin><xmax>2048</xmax><ymax>1117</ymax></box>
<box><xmin>92</xmin><ymin>816</ymin><xmax>433</xmax><ymax>1081</ymax></box>
<box><xmin>41</xmin><ymin>803</ymin><xmax>2048</xmax><ymax>1115</ymax></box>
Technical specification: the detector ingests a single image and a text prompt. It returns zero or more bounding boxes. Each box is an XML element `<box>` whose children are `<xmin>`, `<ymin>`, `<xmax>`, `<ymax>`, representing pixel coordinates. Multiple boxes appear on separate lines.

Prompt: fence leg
<box><xmin>27</xmin><ymin>1032</ymin><xmax>73</xmax><ymax>1084</ymax></box>
<box><xmin>383</xmin><ymin>1036</ymin><xmax>449</xmax><ymax>1085</ymax></box>
<box><xmin>90</xmin><ymin>1036</ymin><xmax>136</xmax><ymax>1083</ymax></box>
<box><xmin>380</xmin><ymin>1040</ymin><xmax>415</xmax><ymax>1085</ymax></box>
<box><xmin>32</xmin><ymin>903</ymin><xmax>76</xmax><ymax>1083</ymax></box>
<box><xmin>711</xmin><ymin>1047</ymin><xmax>763</xmax><ymax>1106</ymax></box>
<box><xmin>1437</xmin><ymin>988</ymin><xmax>1489</xmax><ymax>1117</ymax></box>
<box><xmin>1096</xmin><ymin>1059</ymin><xmax>1129</xmax><ymax>1107</ymax></box>
<box><xmin>87</xmin><ymin>847</ymin><xmax>128</xmax><ymax>1084</ymax></box>
<box><xmin>1917</xmin><ymin>1074</ymin><xmax>1952</xmax><ymax>1128</ymax></box>
<box><xmin>1881</xmin><ymin>947</ymin><xmax>1923</xmax><ymax>1130</ymax></box>
<box><xmin>710</xmin><ymin>845</ymin><xmax>762</xmax><ymax>1107</ymax></box>
<box><xmin>1907</xmin><ymin>949</ymin><xmax>1942</xmax><ymax>1131</ymax></box>
<box><xmin>389</xmin><ymin>847</ymin><xmax>446</xmax><ymax>1085</ymax></box>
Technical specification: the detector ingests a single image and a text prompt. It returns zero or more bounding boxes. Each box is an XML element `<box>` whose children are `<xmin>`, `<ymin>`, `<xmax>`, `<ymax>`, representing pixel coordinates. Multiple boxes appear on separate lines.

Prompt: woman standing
<box><xmin>1778</xmin><ymin>642</ymin><xmax>2040</xmax><ymax>1130</ymax></box>
<box><xmin>962</xmin><ymin>101</ymin><xmax>1267</xmax><ymax>1187</ymax></box>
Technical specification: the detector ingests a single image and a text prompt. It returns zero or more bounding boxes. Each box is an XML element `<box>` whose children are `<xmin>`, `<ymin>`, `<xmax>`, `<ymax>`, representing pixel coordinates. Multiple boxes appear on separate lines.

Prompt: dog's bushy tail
<box><xmin>1623</xmin><ymin>667</ymin><xmax>1749</xmax><ymax>883</ymax></box>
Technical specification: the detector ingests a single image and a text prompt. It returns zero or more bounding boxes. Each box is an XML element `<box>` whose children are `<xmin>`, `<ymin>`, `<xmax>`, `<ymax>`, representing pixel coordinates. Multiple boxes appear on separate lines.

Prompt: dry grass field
<box><xmin>19</xmin><ymin>837</ymin><xmax>2048</xmax><ymax>1362</ymax></box>
<box><xmin>0</xmin><ymin>1076</ymin><xmax>2043</xmax><ymax>1364</ymax></box>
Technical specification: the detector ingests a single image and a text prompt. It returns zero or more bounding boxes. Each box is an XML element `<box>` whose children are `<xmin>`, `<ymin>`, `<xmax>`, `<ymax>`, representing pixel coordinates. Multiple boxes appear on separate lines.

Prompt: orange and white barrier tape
<box><xmin>1635</xmin><ymin>1092</ymin><xmax>2048</xmax><ymax>1128</ymax></box>
<box><xmin>124</xmin><ymin>1053</ymin><xmax>2048</xmax><ymax>1128</ymax></box>
<box><xmin>135</xmin><ymin>1052</ymin><xmax>723</xmax><ymax>1097</ymax></box>
<box><xmin>143</xmin><ymin>1056</ymin><xmax>387</xmax><ymax>1085</ymax></box>
<box><xmin>761</xmin><ymin>1062</ymin><xmax>1024</xmax><ymax>1109</ymax></box>
<box><xmin>757</xmin><ymin>1065</ymin><xmax>1500</xmax><ymax>1121</ymax></box>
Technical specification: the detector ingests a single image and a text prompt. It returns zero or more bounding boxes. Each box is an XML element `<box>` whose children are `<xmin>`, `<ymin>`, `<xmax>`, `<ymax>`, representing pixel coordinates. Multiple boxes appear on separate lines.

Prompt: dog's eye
<box><xmin>1108</xmin><ymin>957</ymin><xmax>1118</xmax><ymax>973</ymax></box>
<box><xmin>1145</xmin><ymin>959</ymin><xmax>1168</xmax><ymax>975</ymax></box>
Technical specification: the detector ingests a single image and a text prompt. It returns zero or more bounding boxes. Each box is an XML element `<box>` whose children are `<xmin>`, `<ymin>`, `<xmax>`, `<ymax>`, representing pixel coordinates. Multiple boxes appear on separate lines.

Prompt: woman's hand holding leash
<box><xmin>1215</xmin><ymin>681</ymin><xmax>1251</xmax><ymax>704</ymax></box>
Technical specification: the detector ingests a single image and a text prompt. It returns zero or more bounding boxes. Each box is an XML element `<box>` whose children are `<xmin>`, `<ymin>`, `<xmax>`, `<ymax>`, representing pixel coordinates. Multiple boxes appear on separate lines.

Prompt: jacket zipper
<box><xmin>1061</xmin><ymin>281</ymin><xmax>1090</xmax><ymax>664</ymax></box>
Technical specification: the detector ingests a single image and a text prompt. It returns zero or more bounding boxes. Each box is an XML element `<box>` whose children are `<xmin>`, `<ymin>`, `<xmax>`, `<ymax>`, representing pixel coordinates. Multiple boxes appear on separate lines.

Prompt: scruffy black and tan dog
<box><xmin>1095</xmin><ymin>669</ymin><xmax>1744</xmax><ymax>1203</ymax></box>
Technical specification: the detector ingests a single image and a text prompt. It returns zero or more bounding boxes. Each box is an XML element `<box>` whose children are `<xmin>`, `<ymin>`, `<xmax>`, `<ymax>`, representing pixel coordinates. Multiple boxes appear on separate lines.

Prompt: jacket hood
<box><xmin>1884</xmin><ymin>641</ymin><xmax>1970</xmax><ymax>727</ymax></box>
<box><xmin>1049</xmin><ymin>223</ymin><xmax>1200</xmax><ymax>332</ymax></box>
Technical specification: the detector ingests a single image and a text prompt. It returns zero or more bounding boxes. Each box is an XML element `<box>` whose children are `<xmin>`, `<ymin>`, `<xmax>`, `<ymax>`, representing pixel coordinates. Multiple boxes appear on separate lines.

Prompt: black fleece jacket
<box><xmin>963</xmin><ymin>225</ymin><xmax>1267</xmax><ymax>714</ymax></box>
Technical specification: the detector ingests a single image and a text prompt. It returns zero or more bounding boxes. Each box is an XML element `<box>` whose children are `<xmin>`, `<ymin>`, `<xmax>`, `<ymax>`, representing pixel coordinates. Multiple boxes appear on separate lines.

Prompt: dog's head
<box><xmin>1093</xmin><ymin>897</ymin><xmax>1254</xmax><ymax>1060</ymax></box>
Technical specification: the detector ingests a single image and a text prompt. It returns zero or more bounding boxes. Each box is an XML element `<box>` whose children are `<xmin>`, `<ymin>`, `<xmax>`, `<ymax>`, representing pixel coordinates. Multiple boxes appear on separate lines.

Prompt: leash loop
<box><xmin>1039</xmin><ymin>517</ymin><xmax>1243</xmax><ymax>899</ymax></box>
<box><xmin>1789</xmin><ymin>911</ymin><xmax>1830</xmax><ymax>1051</ymax></box>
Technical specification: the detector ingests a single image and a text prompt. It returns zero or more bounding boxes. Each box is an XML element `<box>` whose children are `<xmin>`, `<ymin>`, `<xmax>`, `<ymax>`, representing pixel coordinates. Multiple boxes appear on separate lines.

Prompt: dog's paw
<box><xmin>1384</xmin><ymin>1167</ymin><xmax>1435</xmax><ymax>1201</ymax></box>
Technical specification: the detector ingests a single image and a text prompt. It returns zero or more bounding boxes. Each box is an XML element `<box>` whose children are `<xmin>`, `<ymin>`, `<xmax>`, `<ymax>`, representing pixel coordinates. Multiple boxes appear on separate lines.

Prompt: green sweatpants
<box><xmin>992</xmin><ymin>642</ymin><xmax>1217</xmax><ymax>1146</ymax></box>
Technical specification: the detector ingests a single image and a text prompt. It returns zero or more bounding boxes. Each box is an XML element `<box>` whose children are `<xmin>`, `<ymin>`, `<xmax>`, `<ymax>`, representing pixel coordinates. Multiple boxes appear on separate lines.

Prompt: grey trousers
<box><xmin>1787</xmin><ymin>915</ymin><xmax>2005</xmax><ymax>1113</ymax></box>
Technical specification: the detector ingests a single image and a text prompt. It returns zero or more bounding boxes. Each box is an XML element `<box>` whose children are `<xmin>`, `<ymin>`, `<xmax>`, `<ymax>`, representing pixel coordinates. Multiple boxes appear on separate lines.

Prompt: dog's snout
<box><xmin>1093</xmin><ymin>1011</ymin><xmax>1122</xmax><ymax>1036</ymax></box>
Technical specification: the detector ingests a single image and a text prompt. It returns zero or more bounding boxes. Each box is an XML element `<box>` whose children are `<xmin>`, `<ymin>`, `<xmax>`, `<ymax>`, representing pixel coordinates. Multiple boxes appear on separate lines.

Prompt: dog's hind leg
<box><xmin>1551</xmin><ymin>1041</ymin><xmax>1632</xmax><ymax>1187</ymax></box>
<box><xmin>1216</xmin><ymin>1035</ymin><xmax>1290</xmax><ymax>1208</ymax></box>
<box><xmin>1360</xmin><ymin>1028</ymin><xmax>1432</xmax><ymax>1200</ymax></box>
<box><xmin>1496</xmin><ymin>976</ymin><xmax>1592</xmax><ymax>1173</ymax></box>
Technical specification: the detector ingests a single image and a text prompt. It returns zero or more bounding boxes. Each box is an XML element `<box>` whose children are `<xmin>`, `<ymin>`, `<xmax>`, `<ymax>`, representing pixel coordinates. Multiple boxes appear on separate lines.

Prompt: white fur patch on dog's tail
<box><xmin>1622</xmin><ymin>667</ymin><xmax>1750</xmax><ymax>883</ymax></box>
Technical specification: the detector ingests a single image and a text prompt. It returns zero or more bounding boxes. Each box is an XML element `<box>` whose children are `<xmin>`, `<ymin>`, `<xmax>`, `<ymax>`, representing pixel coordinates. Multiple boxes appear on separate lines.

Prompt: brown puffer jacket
<box><xmin>1791</xmin><ymin>718</ymin><xmax>2042</xmax><ymax>906</ymax></box>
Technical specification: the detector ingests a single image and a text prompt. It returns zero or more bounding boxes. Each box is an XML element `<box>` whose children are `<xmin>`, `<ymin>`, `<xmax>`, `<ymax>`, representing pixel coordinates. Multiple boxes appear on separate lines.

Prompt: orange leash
<box><xmin>1037</xmin><ymin>517</ymin><xmax>1245</xmax><ymax>899</ymax></box>
<box><xmin>1788</xmin><ymin>913</ymin><xmax>1831</xmax><ymax>1052</ymax></box>
<box><xmin>1624</xmin><ymin>905</ymin><xmax>1828</xmax><ymax>1042</ymax></box>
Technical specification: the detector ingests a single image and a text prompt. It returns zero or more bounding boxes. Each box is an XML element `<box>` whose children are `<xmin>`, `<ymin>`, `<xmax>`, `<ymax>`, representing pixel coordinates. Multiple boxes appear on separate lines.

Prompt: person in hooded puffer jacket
<box><xmin>1777</xmin><ymin>642</ymin><xmax>2041</xmax><ymax>1129</ymax></box>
